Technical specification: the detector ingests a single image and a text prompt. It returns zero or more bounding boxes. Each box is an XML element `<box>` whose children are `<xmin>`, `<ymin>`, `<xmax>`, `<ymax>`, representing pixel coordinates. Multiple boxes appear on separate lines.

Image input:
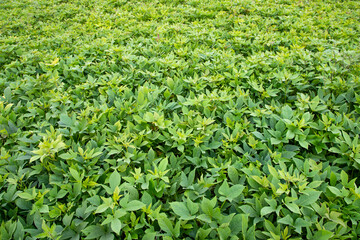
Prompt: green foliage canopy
<box><xmin>1</xmin><ymin>0</ymin><xmax>360</xmax><ymax>239</ymax></box>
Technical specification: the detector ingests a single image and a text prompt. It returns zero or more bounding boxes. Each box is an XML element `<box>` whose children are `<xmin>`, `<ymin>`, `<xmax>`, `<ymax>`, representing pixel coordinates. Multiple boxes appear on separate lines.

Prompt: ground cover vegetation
<box><xmin>1</xmin><ymin>0</ymin><xmax>360</xmax><ymax>239</ymax></box>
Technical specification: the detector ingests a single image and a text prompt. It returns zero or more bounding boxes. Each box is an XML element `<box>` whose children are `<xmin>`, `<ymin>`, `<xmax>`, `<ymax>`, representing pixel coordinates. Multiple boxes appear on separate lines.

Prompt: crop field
<box><xmin>1</xmin><ymin>0</ymin><xmax>360</xmax><ymax>239</ymax></box>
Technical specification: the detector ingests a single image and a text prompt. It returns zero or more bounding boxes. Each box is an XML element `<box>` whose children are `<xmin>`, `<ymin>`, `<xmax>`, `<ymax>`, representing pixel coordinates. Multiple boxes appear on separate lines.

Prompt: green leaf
<box><xmin>109</xmin><ymin>170</ymin><xmax>121</xmax><ymax>190</ymax></box>
<box><xmin>69</xmin><ymin>168</ymin><xmax>81</xmax><ymax>182</ymax></box>
<box><xmin>187</xmin><ymin>198</ymin><xmax>199</xmax><ymax>215</ymax></box>
<box><xmin>219</xmin><ymin>180</ymin><xmax>245</xmax><ymax>202</ymax></box>
<box><xmin>95</xmin><ymin>204</ymin><xmax>109</xmax><ymax>214</ymax></box>
<box><xmin>228</xmin><ymin>166</ymin><xmax>239</xmax><ymax>183</ymax></box>
<box><xmin>308</xmin><ymin>181</ymin><xmax>323</xmax><ymax>189</ymax></box>
<box><xmin>228</xmin><ymin>184</ymin><xmax>245</xmax><ymax>198</ymax></box>
<box><xmin>327</xmin><ymin>186</ymin><xmax>342</xmax><ymax>197</ymax></box>
<box><xmin>295</xmin><ymin>190</ymin><xmax>321</xmax><ymax>206</ymax></box>
<box><xmin>239</xmin><ymin>205</ymin><xmax>257</xmax><ymax>217</ymax></box>
<box><xmin>285</xmin><ymin>202</ymin><xmax>301</xmax><ymax>214</ymax></box>
<box><xmin>4</xmin><ymin>87</ymin><xmax>12</xmax><ymax>101</ymax></box>
<box><xmin>144</xmin><ymin>112</ymin><xmax>154</xmax><ymax>122</ymax></box>
<box><xmin>340</xmin><ymin>170</ymin><xmax>348</xmax><ymax>185</ymax></box>
<box><xmin>201</xmin><ymin>197</ymin><xmax>217</xmax><ymax>217</ymax></box>
<box><xmin>170</xmin><ymin>202</ymin><xmax>194</xmax><ymax>220</ymax></box>
<box><xmin>330</xmin><ymin>172</ymin><xmax>337</xmax><ymax>186</ymax></box>
<box><xmin>111</xmin><ymin>218</ymin><xmax>122</xmax><ymax>235</ymax></box>
<box><xmin>49</xmin><ymin>208</ymin><xmax>61</xmax><ymax>218</ymax></box>
<box><xmin>294</xmin><ymin>218</ymin><xmax>311</xmax><ymax>234</ymax></box>
<box><xmin>281</xmin><ymin>105</ymin><xmax>293</xmax><ymax>119</ymax></box>
<box><xmin>197</xmin><ymin>214</ymin><xmax>212</xmax><ymax>223</ymax></box>
<box><xmin>253</xmin><ymin>131</ymin><xmax>265</xmax><ymax>140</ymax></box>
<box><xmin>158</xmin><ymin>158</ymin><xmax>168</xmax><ymax>172</ymax></box>
<box><xmin>59</xmin><ymin>152</ymin><xmax>74</xmax><ymax>160</ymax></box>
<box><xmin>313</xmin><ymin>230</ymin><xmax>333</xmax><ymax>240</ymax></box>
<box><xmin>271</xmin><ymin>138</ymin><xmax>282</xmax><ymax>145</ymax></box>
<box><xmin>277</xmin><ymin>215</ymin><xmax>293</xmax><ymax>226</ymax></box>
<box><xmin>342</xmin><ymin>131</ymin><xmax>352</xmax><ymax>146</ymax></box>
<box><xmin>63</xmin><ymin>213</ymin><xmax>74</xmax><ymax>226</ymax></box>
<box><xmin>158</xmin><ymin>216</ymin><xmax>174</xmax><ymax>236</ymax></box>
<box><xmin>196</xmin><ymin>228</ymin><xmax>212</xmax><ymax>240</ymax></box>
<box><xmin>260</xmin><ymin>206</ymin><xmax>275</xmax><ymax>216</ymax></box>
<box><xmin>218</xmin><ymin>180</ymin><xmax>230</xmax><ymax>195</ymax></box>
<box><xmin>264</xmin><ymin>219</ymin><xmax>277</xmax><ymax>234</ymax></box>
<box><xmin>137</xmin><ymin>88</ymin><xmax>146</xmax><ymax>106</ymax></box>
<box><xmin>17</xmin><ymin>192</ymin><xmax>36</xmax><ymax>201</ymax></box>
<box><xmin>82</xmin><ymin>225</ymin><xmax>105</xmax><ymax>239</ymax></box>
<box><xmin>59</xmin><ymin>114</ymin><xmax>73</xmax><ymax>127</ymax></box>
<box><xmin>143</xmin><ymin>232</ymin><xmax>157</xmax><ymax>240</ymax></box>
<box><xmin>208</xmin><ymin>141</ymin><xmax>222</xmax><ymax>149</ymax></box>
<box><xmin>217</xmin><ymin>226</ymin><xmax>231</xmax><ymax>240</ymax></box>
<box><xmin>229</xmin><ymin>214</ymin><xmax>242</xmax><ymax>235</ymax></box>
<box><xmin>241</xmin><ymin>214</ymin><xmax>248</xmax><ymax>235</ymax></box>
<box><xmin>14</xmin><ymin>220</ymin><xmax>24</xmax><ymax>240</ymax></box>
<box><xmin>124</xmin><ymin>200</ymin><xmax>145</xmax><ymax>211</ymax></box>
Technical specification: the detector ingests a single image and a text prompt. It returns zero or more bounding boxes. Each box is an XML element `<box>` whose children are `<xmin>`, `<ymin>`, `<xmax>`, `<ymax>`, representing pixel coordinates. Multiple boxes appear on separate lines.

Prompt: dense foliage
<box><xmin>1</xmin><ymin>0</ymin><xmax>360</xmax><ymax>239</ymax></box>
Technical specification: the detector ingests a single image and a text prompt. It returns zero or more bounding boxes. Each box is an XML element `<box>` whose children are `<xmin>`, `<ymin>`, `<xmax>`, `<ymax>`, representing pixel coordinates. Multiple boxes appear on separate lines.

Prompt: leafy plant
<box><xmin>1</xmin><ymin>0</ymin><xmax>360</xmax><ymax>239</ymax></box>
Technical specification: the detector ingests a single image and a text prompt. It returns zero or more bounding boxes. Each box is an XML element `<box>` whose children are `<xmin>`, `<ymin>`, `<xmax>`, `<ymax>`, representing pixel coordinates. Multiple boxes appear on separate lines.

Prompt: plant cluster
<box><xmin>1</xmin><ymin>0</ymin><xmax>360</xmax><ymax>239</ymax></box>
